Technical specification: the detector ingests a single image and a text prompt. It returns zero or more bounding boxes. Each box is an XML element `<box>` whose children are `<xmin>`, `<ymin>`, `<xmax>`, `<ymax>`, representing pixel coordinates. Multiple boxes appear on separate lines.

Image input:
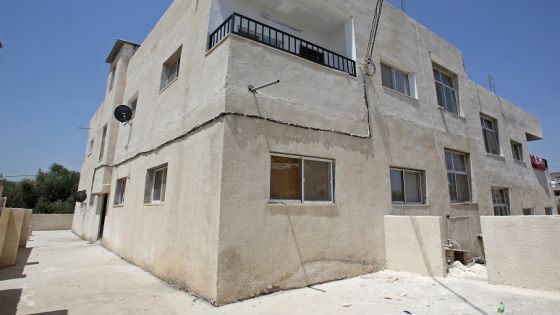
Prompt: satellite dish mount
<box><xmin>114</xmin><ymin>105</ymin><xmax>133</xmax><ymax>124</ymax></box>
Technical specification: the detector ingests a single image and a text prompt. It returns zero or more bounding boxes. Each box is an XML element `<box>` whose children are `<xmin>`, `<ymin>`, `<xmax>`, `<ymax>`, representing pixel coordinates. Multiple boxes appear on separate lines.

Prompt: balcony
<box><xmin>208</xmin><ymin>13</ymin><xmax>357</xmax><ymax>77</ymax></box>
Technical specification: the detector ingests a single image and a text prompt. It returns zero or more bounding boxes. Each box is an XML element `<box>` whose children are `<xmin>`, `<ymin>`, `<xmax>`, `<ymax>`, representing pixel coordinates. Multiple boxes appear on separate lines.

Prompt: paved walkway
<box><xmin>1</xmin><ymin>231</ymin><xmax>560</xmax><ymax>315</ymax></box>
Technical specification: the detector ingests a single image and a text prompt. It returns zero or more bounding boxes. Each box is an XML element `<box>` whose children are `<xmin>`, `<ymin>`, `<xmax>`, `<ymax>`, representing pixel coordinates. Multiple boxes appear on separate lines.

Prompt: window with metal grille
<box><xmin>434</xmin><ymin>67</ymin><xmax>459</xmax><ymax>114</ymax></box>
<box><xmin>445</xmin><ymin>150</ymin><xmax>471</xmax><ymax>203</ymax></box>
<box><xmin>390</xmin><ymin>168</ymin><xmax>426</xmax><ymax>204</ymax></box>
<box><xmin>481</xmin><ymin>115</ymin><xmax>500</xmax><ymax>155</ymax></box>
<box><xmin>492</xmin><ymin>188</ymin><xmax>510</xmax><ymax>216</ymax></box>
<box><xmin>270</xmin><ymin>155</ymin><xmax>334</xmax><ymax>203</ymax></box>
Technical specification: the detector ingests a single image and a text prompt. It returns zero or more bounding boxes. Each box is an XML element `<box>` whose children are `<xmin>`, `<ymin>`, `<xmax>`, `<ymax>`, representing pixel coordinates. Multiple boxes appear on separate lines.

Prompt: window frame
<box><xmin>433</xmin><ymin>66</ymin><xmax>460</xmax><ymax>115</ymax></box>
<box><xmin>113</xmin><ymin>177</ymin><xmax>127</xmax><ymax>206</ymax></box>
<box><xmin>511</xmin><ymin>141</ymin><xmax>523</xmax><ymax>161</ymax></box>
<box><xmin>98</xmin><ymin>125</ymin><xmax>107</xmax><ymax>162</ymax></box>
<box><xmin>491</xmin><ymin>188</ymin><xmax>510</xmax><ymax>216</ymax></box>
<box><xmin>445</xmin><ymin>150</ymin><xmax>472</xmax><ymax>203</ymax></box>
<box><xmin>522</xmin><ymin>208</ymin><xmax>535</xmax><ymax>216</ymax></box>
<box><xmin>160</xmin><ymin>47</ymin><xmax>182</xmax><ymax>92</ymax></box>
<box><xmin>145</xmin><ymin>164</ymin><xmax>168</xmax><ymax>205</ymax></box>
<box><xmin>269</xmin><ymin>153</ymin><xmax>334</xmax><ymax>204</ymax></box>
<box><xmin>545</xmin><ymin>207</ymin><xmax>553</xmax><ymax>215</ymax></box>
<box><xmin>480</xmin><ymin>115</ymin><xmax>500</xmax><ymax>155</ymax></box>
<box><xmin>381</xmin><ymin>62</ymin><xmax>413</xmax><ymax>97</ymax></box>
<box><xmin>390</xmin><ymin>167</ymin><xmax>426</xmax><ymax>205</ymax></box>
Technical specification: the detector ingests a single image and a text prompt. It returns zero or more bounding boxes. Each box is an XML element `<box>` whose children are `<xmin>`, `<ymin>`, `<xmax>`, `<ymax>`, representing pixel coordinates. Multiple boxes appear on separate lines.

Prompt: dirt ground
<box><xmin>1</xmin><ymin>231</ymin><xmax>559</xmax><ymax>315</ymax></box>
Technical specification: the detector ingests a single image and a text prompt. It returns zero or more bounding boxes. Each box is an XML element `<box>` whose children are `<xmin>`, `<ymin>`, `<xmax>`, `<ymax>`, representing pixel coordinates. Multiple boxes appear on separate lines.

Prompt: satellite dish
<box><xmin>75</xmin><ymin>190</ymin><xmax>87</xmax><ymax>203</ymax></box>
<box><xmin>114</xmin><ymin>105</ymin><xmax>133</xmax><ymax>124</ymax></box>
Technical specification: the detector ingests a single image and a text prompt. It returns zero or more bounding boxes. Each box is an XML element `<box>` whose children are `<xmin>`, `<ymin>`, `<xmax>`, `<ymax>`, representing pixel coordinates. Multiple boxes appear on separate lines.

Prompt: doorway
<box><xmin>97</xmin><ymin>194</ymin><xmax>109</xmax><ymax>240</ymax></box>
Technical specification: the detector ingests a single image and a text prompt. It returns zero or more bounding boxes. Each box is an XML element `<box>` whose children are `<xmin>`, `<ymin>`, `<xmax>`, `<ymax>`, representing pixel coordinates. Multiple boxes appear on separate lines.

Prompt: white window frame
<box><xmin>481</xmin><ymin>115</ymin><xmax>500</xmax><ymax>155</ymax></box>
<box><xmin>390</xmin><ymin>168</ymin><xmax>426</xmax><ymax>205</ymax></box>
<box><xmin>160</xmin><ymin>47</ymin><xmax>182</xmax><ymax>92</ymax></box>
<box><xmin>269</xmin><ymin>153</ymin><xmax>334</xmax><ymax>204</ymax></box>
<box><xmin>445</xmin><ymin>150</ymin><xmax>472</xmax><ymax>203</ymax></box>
<box><xmin>113</xmin><ymin>177</ymin><xmax>127</xmax><ymax>206</ymax></box>
<box><xmin>381</xmin><ymin>62</ymin><xmax>416</xmax><ymax>97</ymax></box>
<box><xmin>511</xmin><ymin>141</ymin><xmax>523</xmax><ymax>161</ymax></box>
<box><xmin>434</xmin><ymin>66</ymin><xmax>460</xmax><ymax>115</ymax></box>
<box><xmin>492</xmin><ymin>188</ymin><xmax>510</xmax><ymax>216</ymax></box>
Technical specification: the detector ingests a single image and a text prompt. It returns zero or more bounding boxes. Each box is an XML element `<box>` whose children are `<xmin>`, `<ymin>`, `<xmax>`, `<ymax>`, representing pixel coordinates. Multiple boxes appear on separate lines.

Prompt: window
<box><xmin>545</xmin><ymin>207</ymin><xmax>554</xmax><ymax>215</ymax></box>
<box><xmin>99</xmin><ymin>125</ymin><xmax>107</xmax><ymax>162</ymax></box>
<box><xmin>270</xmin><ymin>155</ymin><xmax>333</xmax><ymax>203</ymax></box>
<box><xmin>160</xmin><ymin>47</ymin><xmax>182</xmax><ymax>91</ymax></box>
<box><xmin>522</xmin><ymin>208</ymin><xmax>534</xmax><ymax>216</ymax></box>
<box><xmin>445</xmin><ymin>150</ymin><xmax>471</xmax><ymax>203</ymax></box>
<box><xmin>511</xmin><ymin>141</ymin><xmax>523</xmax><ymax>161</ymax></box>
<box><xmin>390</xmin><ymin>168</ymin><xmax>426</xmax><ymax>204</ymax></box>
<box><xmin>492</xmin><ymin>188</ymin><xmax>510</xmax><ymax>216</ymax></box>
<box><xmin>481</xmin><ymin>115</ymin><xmax>500</xmax><ymax>155</ymax></box>
<box><xmin>109</xmin><ymin>66</ymin><xmax>116</xmax><ymax>91</ymax></box>
<box><xmin>433</xmin><ymin>67</ymin><xmax>459</xmax><ymax>114</ymax></box>
<box><xmin>89</xmin><ymin>193</ymin><xmax>95</xmax><ymax>207</ymax></box>
<box><xmin>144</xmin><ymin>164</ymin><xmax>168</xmax><ymax>204</ymax></box>
<box><xmin>555</xmin><ymin>191</ymin><xmax>560</xmax><ymax>197</ymax></box>
<box><xmin>89</xmin><ymin>138</ymin><xmax>95</xmax><ymax>155</ymax></box>
<box><xmin>129</xmin><ymin>98</ymin><xmax>138</xmax><ymax>119</ymax></box>
<box><xmin>113</xmin><ymin>177</ymin><xmax>127</xmax><ymax>206</ymax></box>
<box><xmin>381</xmin><ymin>63</ymin><xmax>412</xmax><ymax>96</ymax></box>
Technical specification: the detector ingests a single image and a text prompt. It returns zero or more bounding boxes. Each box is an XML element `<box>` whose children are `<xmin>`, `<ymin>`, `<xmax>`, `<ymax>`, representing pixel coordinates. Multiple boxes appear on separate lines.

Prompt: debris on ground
<box><xmin>386</xmin><ymin>276</ymin><xmax>400</xmax><ymax>283</ymax></box>
<box><xmin>498</xmin><ymin>302</ymin><xmax>505</xmax><ymax>313</ymax></box>
<box><xmin>448</xmin><ymin>261</ymin><xmax>488</xmax><ymax>280</ymax></box>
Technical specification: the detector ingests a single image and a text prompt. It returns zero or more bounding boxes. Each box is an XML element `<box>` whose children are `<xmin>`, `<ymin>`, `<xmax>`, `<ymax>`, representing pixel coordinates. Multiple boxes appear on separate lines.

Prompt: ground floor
<box><xmin>1</xmin><ymin>231</ymin><xmax>559</xmax><ymax>314</ymax></box>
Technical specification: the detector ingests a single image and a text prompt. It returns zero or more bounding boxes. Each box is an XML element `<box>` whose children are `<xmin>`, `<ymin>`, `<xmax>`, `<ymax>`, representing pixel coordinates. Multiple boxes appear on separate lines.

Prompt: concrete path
<box><xmin>1</xmin><ymin>231</ymin><xmax>560</xmax><ymax>315</ymax></box>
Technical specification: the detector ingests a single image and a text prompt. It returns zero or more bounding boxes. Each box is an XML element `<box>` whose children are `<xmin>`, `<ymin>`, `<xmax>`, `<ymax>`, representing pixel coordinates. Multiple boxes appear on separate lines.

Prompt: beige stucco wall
<box><xmin>481</xmin><ymin>216</ymin><xmax>560</xmax><ymax>291</ymax></box>
<box><xmin>0</xmin><ymin>208</ymin><xmax>32</xmax><ymax>267</ymax></box>
<box><xmin>32</xmin><ymin>214</ymin><xmax>73</xmax><ymax>231</ymax></box>
<box><xmin>73</xmin><ymin>0</ymin><xmax>556</xmax><ymax>305</ymax></box>
<box><xmin>384</xmin><ymin>215</ymin><xmax>446</xmax><ymax>277</ymax></box>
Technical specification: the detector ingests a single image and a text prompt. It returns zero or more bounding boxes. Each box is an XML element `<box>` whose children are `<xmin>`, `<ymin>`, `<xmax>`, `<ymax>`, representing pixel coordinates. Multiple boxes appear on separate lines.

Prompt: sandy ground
<box><xmin>1</xmin><ymin>231</ymin><xmax>560</xmax><ymax>315</ymax></box>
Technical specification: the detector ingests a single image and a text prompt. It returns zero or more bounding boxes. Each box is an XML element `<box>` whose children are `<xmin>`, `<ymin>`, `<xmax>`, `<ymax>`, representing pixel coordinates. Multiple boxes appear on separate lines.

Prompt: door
<box><xmin>97</xmin><ymin>194</ymin><xmax>109</xmax><ymax>240</ymax></box>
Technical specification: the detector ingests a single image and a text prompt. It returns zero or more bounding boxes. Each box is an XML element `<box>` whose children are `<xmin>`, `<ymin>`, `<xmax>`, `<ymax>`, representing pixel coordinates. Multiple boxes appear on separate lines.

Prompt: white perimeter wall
<box><xmin>481</xmin><ymin>216</ymin><xmax>560</xmax><ymax>291</ymax></box>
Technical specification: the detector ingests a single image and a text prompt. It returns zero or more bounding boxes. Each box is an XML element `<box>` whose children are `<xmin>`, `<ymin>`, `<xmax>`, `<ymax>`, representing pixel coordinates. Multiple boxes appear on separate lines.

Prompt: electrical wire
<box><xmin>365</xmin><ymin>0</ymin><xmax>385</xmax><ymax>76</ymax></box>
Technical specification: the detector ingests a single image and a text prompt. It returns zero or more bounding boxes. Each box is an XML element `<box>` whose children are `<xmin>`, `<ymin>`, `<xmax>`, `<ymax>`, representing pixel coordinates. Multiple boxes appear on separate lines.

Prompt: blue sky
<box><xmin>0</xmin><ymin>0</ymin><xmax>558</xmax><ymax>178</ymax></box>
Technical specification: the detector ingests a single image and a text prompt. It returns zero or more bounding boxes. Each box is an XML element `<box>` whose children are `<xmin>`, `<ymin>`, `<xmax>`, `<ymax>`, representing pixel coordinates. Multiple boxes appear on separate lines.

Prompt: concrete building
<box><xmin>72</xmin><ymin>0</ymin><xmax>557</xmax><ymax>305</ymax></box>
<box><xmin>551</xmin><ymin>171</ymin><xmax>560</xmax><ymax>209</ymax></box>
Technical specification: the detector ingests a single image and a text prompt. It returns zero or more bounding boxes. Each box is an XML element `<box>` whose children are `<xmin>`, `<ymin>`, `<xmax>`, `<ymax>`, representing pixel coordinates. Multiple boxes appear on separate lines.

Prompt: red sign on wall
<box><xmin>530</xmin><ymin>155</ymin><xmax>548</xmax><ymax>171</ymax></box>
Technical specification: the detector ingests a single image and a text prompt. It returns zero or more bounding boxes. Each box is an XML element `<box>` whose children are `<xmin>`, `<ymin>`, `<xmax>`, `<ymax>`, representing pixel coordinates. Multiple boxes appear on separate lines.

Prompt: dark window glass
<box><xmin>270</xmin><ymin>156</ymin><xmax>302</xmax><ymax>200</ymax></box>
<box><xmin>390</xmin><ymin>170</ymin><xmax>404</xmax><ymax>203</ymax></box>
<box><xmin>446</xmin><ymin>150</ymin><xmax>471</xmax><ymax>203</ymax></box>
<box><xmin>381</xmin><ymin>63</ymin><xmax>394</xmax><ymax>90</ymax></box>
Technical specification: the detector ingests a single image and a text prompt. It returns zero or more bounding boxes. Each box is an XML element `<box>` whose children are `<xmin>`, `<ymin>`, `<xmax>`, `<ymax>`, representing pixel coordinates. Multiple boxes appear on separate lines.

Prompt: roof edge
<box><xmin>105</xmin><ymin>39</ymin><xmax>141</xmax><ymax>64</ymax></box>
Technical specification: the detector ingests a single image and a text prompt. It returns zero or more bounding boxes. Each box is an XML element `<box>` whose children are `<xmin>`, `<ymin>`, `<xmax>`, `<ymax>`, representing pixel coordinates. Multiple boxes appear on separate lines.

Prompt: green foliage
<box><xmin>1</xmin><ymin>163</ymin><xmax>79</xmax><ymax>214</ymax></box>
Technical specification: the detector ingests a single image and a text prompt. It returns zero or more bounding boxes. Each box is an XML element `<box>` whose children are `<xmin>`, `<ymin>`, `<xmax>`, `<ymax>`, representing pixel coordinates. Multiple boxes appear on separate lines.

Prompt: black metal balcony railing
<box><xmin>208</xmin><ymin>13</ymin><xmax>357</xmax><ymax>77</ymax></box>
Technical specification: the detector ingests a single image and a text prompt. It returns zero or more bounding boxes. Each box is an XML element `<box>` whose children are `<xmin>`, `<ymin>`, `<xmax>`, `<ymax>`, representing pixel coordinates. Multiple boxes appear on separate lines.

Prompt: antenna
<box><xmin>488</xmin><ymin>75</ymin><xmax>497</xmax><ymax>93</ymax></box>
<box><xmin>114</xmin><ymin>105</ymin><xmax>133</xmax><ymax>124</ymax></box>
<box><xmin>401</xmin><ymin>0</ymin><xmax>407</xmax><ymax>13</ymax></box>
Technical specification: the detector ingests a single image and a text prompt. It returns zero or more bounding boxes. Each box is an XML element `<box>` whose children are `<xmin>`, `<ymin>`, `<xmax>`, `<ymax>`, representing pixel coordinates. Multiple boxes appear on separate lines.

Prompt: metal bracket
<box><xmin>248</xmin><ymin>80</ymin><xmax>280</xmax><ymax>93</ymax></box>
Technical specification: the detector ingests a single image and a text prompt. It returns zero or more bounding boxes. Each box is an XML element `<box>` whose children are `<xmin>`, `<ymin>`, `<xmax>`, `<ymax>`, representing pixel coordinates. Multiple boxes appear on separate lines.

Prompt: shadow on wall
<box><xmin>534</xmin><ymin>170</ymin><xmax>552</xmax><ymax>198</ymax></box>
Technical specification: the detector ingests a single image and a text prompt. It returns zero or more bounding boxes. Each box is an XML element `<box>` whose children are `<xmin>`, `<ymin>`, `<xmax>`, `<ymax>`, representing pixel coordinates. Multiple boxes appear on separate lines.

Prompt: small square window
<box><xmin>381</xmin><ymin>63</ymin><xmax>412</xmax><ymax>96</ymax></box>
<box><xmin>160</xmin><ymin>47</ymin><xmax>182</xmax><ymax>91</ymax></box>
<box><xmin>114</xmin><ymin>177</ymin><xmax>127</xmax><ymax>206</ymax></box>
<box><xmin>144</xmin><ymin>164</ymin><xmax>168</xmax><ymax>204</ymax></box>
<box><xmin>492</xmin><ymin>188</ymin><xmax>510</xmax><ymax>216</ymax></box>
<box><xmin>390</xmin><ymin>168</ymin><xmax>426</xmax><ymax>204</ymax></box>
<box><xmin>522</xmin><ymin>208</ymin><xmax>534</xmax><ymax>216</ymax></box>
<box><xmin>511</xmin><ymin>141</ymin><xmax>523</xmax><ymax>161</ymax></box>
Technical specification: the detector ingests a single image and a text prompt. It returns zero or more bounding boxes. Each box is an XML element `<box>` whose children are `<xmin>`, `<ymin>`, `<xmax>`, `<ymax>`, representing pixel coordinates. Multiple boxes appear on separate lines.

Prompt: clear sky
<box><xmin>0</xmin><ymin>0</ymin><xmax>558</xmax><ymax>178</ymax></box>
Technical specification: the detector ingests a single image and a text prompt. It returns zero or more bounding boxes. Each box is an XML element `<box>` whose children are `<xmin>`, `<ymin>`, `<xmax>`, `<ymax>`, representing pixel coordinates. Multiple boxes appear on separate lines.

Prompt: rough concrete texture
<box><xmin>384</xmin><ymin>216</ymin><xmax>446</xmax><ymax>277</ymax></box>
<box><xmin>31</xmin><ymin>214</ymin><xmax>73</xmax><ymax>231</ymax></box>
<box><xmin>481</xmin><ymin>216</ymin><xmax>560</xmax><ymax>291</ymax></box>
<box><xmin>73</xmin><ymin>0</ymin><xmax>557</xmax><ymax>305</ymax></box>
<box><xmin>2</xmin><ymin>231</ymin><xmax>560</xmax><ymax>315</ymax></box>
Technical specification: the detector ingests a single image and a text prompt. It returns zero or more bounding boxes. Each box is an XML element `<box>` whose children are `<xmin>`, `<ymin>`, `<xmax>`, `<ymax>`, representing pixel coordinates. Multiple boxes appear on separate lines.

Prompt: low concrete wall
<box><xmin>481</xmin><ymin>216</ymin><xmax>560</xmax><ymax>291</ymax></box>
<box><xmin>0</xmin><ymin>208</ymin><xmax>32</xmax><ymax>267</ymax></box>
<box><xmin>384</xmin><ymin>215</ymin><xmax>446</xmax><ymax>277</ymax></box>
<box><xmin>32</xmin><ymin>214</ymin><xmax>74</xmax><ymax>231</ymax></box>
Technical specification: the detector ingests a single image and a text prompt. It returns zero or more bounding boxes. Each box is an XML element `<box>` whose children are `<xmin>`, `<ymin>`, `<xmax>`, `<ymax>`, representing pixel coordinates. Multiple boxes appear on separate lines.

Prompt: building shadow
<box><xmin>0</xmin><ymin>247</ymin><xmax>33</xmax><ymax>281</ymax></box>
<box><xmin>0</xmin><ymin>289</ymin><xmax>22</xmax><ymax>315</ymax></box>
<box><xmin>29</xmin><ymin>311</ymin><xmax>68</xmax><ymax>315</ymax></box>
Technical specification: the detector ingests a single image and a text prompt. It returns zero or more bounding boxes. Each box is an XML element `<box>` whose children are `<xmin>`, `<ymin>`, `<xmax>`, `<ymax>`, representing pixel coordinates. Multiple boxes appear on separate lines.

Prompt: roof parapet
<box><xmin>105</xmin><ymin>39</ymin><xmax>141</xmax><ymax>64</ymax></box>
